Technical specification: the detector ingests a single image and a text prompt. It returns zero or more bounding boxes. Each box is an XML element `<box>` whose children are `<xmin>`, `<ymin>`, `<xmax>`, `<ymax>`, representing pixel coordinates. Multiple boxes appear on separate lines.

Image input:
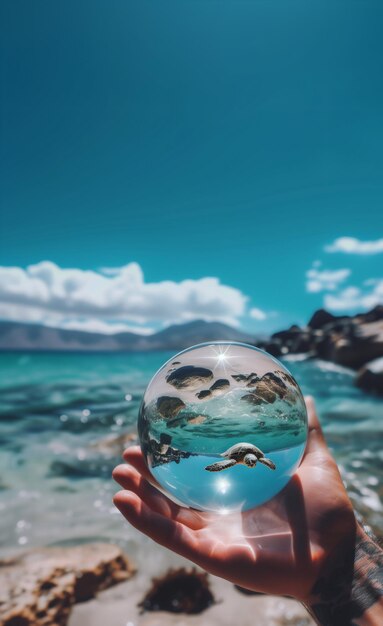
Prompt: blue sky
<box><xmin>1</xmin><ymin>1</ymin><xmax>383</xmax><ymax>334</ymax></box>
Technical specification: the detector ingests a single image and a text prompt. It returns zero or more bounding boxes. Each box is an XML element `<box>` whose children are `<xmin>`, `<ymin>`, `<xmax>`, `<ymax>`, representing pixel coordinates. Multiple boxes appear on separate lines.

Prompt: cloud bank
<box><xmin>325</xmin><ymin>237</ymin><xmax>383</xmax><ymax>255</ymax></box>
<box><xmin>306</xmin><ymin>267</ymin><xmax>351</xmax><ymax>293</ymax></box>
<box><xmin>324</xmin><ymin>280</ymin><xmax>383</xmax><ymax>311</ymax></box>
<box><xmin>0</xmin><ymin>261</ymin><xmax>250</xmax><ymax>333</ymax></box>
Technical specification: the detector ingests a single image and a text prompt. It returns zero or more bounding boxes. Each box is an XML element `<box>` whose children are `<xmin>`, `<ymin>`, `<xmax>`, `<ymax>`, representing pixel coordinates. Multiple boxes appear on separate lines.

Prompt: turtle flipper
<box><xmin>205</xmin><ymin>459</ymin><xmax>237</xmax><ymax>472</ymax></box>
<box><xmin>258</xmin><ymin>456</ymin><xmax>276</xmax><ymax>470</ymax></box>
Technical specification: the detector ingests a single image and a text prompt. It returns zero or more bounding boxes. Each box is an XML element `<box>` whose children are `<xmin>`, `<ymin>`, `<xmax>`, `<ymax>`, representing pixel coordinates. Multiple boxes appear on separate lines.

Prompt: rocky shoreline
<box><xmin>257</xmin><ymin>305</ymin><xmax>383</xmax><ymax>396</ymax></box>
<box><xmin>0</xmin><ymin>543</ymin><xmax>135</xmax><ymax>626</ymax></box>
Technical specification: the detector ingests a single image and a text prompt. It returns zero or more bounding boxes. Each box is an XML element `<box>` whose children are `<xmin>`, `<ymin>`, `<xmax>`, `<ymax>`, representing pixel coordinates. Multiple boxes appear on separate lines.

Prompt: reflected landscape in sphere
<box><xmin>138</xmin><ymin>342</ymin><xmax>308</xmax><ymax>513</ymax></box>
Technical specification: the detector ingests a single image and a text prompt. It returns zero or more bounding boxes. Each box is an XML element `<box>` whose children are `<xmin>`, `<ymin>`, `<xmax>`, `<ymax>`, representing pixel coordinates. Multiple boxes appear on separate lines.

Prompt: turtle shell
<box><xmin>222</xmin><ymin>442</ymin><xmax>263</xmax><ymax>461</ymax></box>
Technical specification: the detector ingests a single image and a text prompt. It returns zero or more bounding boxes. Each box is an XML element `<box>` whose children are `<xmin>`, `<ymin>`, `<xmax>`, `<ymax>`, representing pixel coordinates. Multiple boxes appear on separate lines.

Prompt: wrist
<box><xmin>302</xmin><ymin>524</ymin><xmax>383</xmax><ymax>626</ymax></box>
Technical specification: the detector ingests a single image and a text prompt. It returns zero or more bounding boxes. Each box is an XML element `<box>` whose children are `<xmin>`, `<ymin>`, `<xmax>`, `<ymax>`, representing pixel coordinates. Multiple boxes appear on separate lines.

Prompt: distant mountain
<box><xmin>0</xmin><ymin>319</ymin><xmax>254</xmax><ymax>352</ymax></box>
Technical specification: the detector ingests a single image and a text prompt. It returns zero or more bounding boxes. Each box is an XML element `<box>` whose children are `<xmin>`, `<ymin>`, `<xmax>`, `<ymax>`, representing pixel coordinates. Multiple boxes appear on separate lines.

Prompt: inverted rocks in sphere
<box><xmin>166</xmin><ymin>366</ymin><xmax>213</xmax><ymax>390</ymax></box>
<box><xmin>156</xmin><ymin>396</ymin><xmax>186</xmax><ymax>419</ymax></box>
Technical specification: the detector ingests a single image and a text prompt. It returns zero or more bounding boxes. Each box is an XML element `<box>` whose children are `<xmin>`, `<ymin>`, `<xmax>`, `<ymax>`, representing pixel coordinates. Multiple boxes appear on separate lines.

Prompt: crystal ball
<box><xmin>138</xmin><ymin>342</ymin><xmax>307</xmax><ymax>513</ymax></box>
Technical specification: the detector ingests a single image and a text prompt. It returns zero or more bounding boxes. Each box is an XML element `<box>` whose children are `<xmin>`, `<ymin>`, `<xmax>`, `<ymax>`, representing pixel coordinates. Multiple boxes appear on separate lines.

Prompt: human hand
<box><xmin>113</xmin><ymin>398</ymin><xmax>383</xmax><ymax>624</ymax></box>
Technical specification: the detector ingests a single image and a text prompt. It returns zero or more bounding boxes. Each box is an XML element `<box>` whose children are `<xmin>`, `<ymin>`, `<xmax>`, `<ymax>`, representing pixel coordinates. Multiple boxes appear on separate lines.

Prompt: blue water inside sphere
<box><xmin>138</xmin><ymin>342</ymin><xmax>308</xmax><ymax>513</ymax></box>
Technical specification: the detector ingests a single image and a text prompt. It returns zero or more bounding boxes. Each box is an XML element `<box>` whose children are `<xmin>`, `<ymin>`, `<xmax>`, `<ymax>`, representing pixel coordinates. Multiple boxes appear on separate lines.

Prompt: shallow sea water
<box><xmin>0</xmin><ymin>352</ymin><xmax>382</xmax><ymax>560</ymax></box>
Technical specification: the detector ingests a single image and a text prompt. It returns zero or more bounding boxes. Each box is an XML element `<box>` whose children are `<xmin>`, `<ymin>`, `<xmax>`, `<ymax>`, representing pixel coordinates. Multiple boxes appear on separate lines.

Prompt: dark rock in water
<box><xmin>308</xmin><ymin>309</ymin><xmax>339</xmax><ymax>329</ymax></box>
<box><xmin>275</xmin><ymin>370</ymin><xmax>299</xmax><ymax>389</ymax></box>
<box><xmin>0</xmin><ymin>544</ymin><xmax>135</xmax><ymax>626</ymax></box>
<box><xmin>261</xmin><ymin>341</ymin><xmax>283</xmax><ymax>357</ymax></box>
<box><xmin>196</xmin><ymin>389</ymin><xmax>212</xmax><ymax>399</ymax></box>
<box><xmin>316</xmin><ymin>324</ymin><xmax>383</xmax><ymax>369</ymax></box>
<box><xmin>271</xmin><ymin>325</ymin><xmax>313</xmax><ymax>354</ymax></box>
<box><xmin>355</xmin><ymin>358</ymin><xmax>383</xmax><ymax>396</ymax></box>
<box><xmin>241</xmin><ymin>372</ymin><xmax>288</xmax><ymax>405</ymax></box>
<box><xmin>151</xmin><ymin>433</ymin><xmax>172</xmax><ymax>454</ymax></box>
<box><xmin>210</xmin><ymin>378</ymin><xmax>230</xmax><ymax>392</ymax></box>
<box><xmin>261</xmin><ymin>372</ymin><xmax>288</xmax><ymax>398</ymax></box>
<box><xmin>150</xmin><ymin>442</ymin><xmax>196</xmax><ymax>467</ymax></box>
<box><xmin>253</xmin><ymin>382</ymin><xmax>278</xmax><ymax>404</ymax></box>
<box><xmin>231</xmin><ymin>374</ymin><xmax>248</xmax><ymax>382</ymax></box>
<box><xmin>357</xmin><ymin>304</ymin><xmax>383</xmax><ymax>323</ymax></box>
<box><xmin>157</xmin><ymin>396</ymin><xmax>186</xmax><ymax>419</ymax></box>
<box><xmin>241</xmin><ymin>390</ymin><xmax>275</xmax><ymax>405</ymax></box>
<box><xmin>166</xmin><ymin>366</ymin><xmax>213</xmax><ymax>390</ymax></box>
<box><xmin>207</xmin><ymin>378</ymin><xmax>230</xmax><ymax>396</ymax></box>
<box><xmin>139</xmin><ymin>567</ymin><xmax>215</xmax><ymax>614</ymax></box>
<box><xmin>232</xmin><ymin>372</ymin><xmax>259</xmax><ymax>386</ymax></box>
<box><xmin>252</xmin><ymin>305</ymin><xmax>383</xmax><ymax>397</ymax></box>
<box><xmin>246</xmin><ymin>376</ymin><xmax>260</xmax><ymax>387</ymax></box>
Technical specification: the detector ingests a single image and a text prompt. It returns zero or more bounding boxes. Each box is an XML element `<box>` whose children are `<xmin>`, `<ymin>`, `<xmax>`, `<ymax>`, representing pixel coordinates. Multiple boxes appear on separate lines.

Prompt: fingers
<box><xmin>123</xmin><ymin>446</ymin><xmax>159</xmax><ymax>487</ymax></box>
<box><xmin>112</xmin><ymin>463</ymin><xmax>206</xmax><ymax>530</ymax></box>
<box><xmin>113</xmin><ymin>489</ymin><xmax>205</xmax><ymax>565</ymax></box>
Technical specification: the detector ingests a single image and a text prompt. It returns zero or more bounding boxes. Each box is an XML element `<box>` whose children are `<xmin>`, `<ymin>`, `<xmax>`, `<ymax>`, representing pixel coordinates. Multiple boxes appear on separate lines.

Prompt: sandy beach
<box><xmin>68</xmin><ymin>561</ymin><xmax>315</xmax><ymax>626</ymax></box>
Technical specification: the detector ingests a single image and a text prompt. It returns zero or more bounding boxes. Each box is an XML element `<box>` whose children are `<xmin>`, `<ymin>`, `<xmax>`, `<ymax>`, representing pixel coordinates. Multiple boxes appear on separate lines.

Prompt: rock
<box><xmin>240</xmin><ymin>372</ymin><xmax>290</xmax><ymax>405</ymax></box>
<box><xmin>156</xmin><ymin>396</ymin><xmax>186</xmax><ymax>419</ymax></box>
<box><xmin>148</xmin><ymin>434</ymin><xmax>173</xmax><ymax>457</ymax></box>
<box><xmin>150</xmin><ymin>445</ymin><xmax>196</xmax><ymax>468</ymax></box>
<box><xmin>355</xmin><ymin>358</ymin><xmax>383</xmax><ymax>396</ymax></box>
<box><xmin>246</xmin><ymin>376</ymin><xmax>260</xmax><ymax>388</ymax></box>
<box><xmin>261</xmin><ymin>372</ymin><xmax>288</xmax><ymax>398</ymax></box>
<box><xmin>138</xmin><ymin>567</ymin><xmax>215</xmax><ymax>614</ymax></box>
<box><xmin>317</xmin><ymin>321</ymin><xmax>383</xmax><ymax>368</ymax></box>
<box><xmin>0</xmin><ymin>544</ymin><xmax>135</xmax><ymax>626</ymax></box>
<box><xmin>196</xmin><ymin>389</ymin><xmax>212</xmax><ymax>400</ymax></box>
<box><xmin>271</xmin><ymin>326</ymin><xmax>313</xmax><ymax>354</ymax></box>
<box><xmin>275</xmin><ymin>370</ymin><xmax>299</xmax><ymax>389</ymax></box>
<box><xmin>272</xmin><ymin>324</ymin><xmax>303</xmax><ymax>340</ymax></box>
<box><xmin>231</xmin><ymin>374</ymin><xmax>248</xmax><ymax>382</ymax></box>
<box><xmin>166</xmin><ymin>366</ymin><xmax>213</xmax><ymax>390</ymax></box>
<box><xmin>260</xmin><ymin>341</ymin><xmax>283</xmax><ymax>357</ymax></box>
<box><xmin>231</xmin><ymin>372</ymin><xmax>259</xmax><ymax>385</ymax></box>
<box><xmin>308</xmin><ymin>309</ymin><xmax>339</xmax><ymax>329</ymax></box>
<box><xmin>241</xmin><ymin>386</ymin><xmax>276</xmax><ymax>405</ymax></box>
<box><xmin>201</xmin><ymin>378</ymin><xmax>231</xmax><ymax>397</ymax></box>
<box><xmin>210</xmin><ymin>378</ymin><xmax>230</xmax><ymax>393</ymax></box>
<box><xmin>252</xmin><ymin>381</ymin><xmax>278</xmax><ymax>403</ymax></box>
<box><xmin>356</xmin><ymin>304</ymin><xmax>383</xmax><ymax>324</ymax></box>
<box><xmin>89</xmin><ymin>432</ymin><xmax>137</xmax><ymax>457</ymax></box>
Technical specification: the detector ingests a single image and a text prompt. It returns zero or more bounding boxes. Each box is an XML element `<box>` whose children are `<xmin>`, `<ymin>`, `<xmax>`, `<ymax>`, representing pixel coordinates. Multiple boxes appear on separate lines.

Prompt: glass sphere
<box><xmin>138</xmin><ymin>342</ymin><xmax>307</xmax><ymax>513</ymax></box>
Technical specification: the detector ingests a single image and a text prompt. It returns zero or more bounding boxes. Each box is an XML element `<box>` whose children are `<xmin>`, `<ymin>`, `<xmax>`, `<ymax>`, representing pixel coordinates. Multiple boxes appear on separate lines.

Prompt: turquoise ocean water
<box><xmin>0</xmin><ymin>352</ymin><xmax>382</xmax><ymax>558</ymax></box>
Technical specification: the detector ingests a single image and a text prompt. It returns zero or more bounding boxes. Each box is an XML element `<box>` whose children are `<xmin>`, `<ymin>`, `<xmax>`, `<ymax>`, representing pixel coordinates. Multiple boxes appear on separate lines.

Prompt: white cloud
<box><xmin>99</xmin><ymin>266</ymin><xmax>124</xmax><ymax>276</ymax></box>
<box><xmin>249</xmin><ymin>307</ymin><xmax>267</xmax><ymax>321</ymax></box>
<box><xmin>324</xmin><ymin>280</ymin><xmax>383</xmax><ymax>312</ymax></box>
<box><xmin>325</xmin><ymin>237</ymin><xmax>383</xmax><ymax>255</ymax></box>
<box><xmin>306</xmin><ymin>267</ymin><xmax>351</xmax><ymax>293</ymax></box>
<box><xmin>0</xmin><ymin>261</ymin><xmax>250</xmax><ymax>332</ymax></box>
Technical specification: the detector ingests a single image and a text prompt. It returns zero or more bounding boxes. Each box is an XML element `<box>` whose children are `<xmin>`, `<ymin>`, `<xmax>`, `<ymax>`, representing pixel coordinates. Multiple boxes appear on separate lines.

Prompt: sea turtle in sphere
<box><xmin>205</xmin><ymin>442</ymin><xmax>276</xmax><ymax>472</ymax></box>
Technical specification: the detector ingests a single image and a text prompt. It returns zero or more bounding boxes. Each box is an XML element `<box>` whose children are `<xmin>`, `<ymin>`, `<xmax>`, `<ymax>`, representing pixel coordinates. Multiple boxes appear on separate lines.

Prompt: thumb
<box><xmin>303</xmin><ymin>396</ymin><xmax>330</xmax><ymax>457</ymax></box>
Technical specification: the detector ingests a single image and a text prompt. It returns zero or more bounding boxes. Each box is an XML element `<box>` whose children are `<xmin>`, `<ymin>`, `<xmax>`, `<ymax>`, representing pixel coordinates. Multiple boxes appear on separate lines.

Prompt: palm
<box><xmin>113</xmin><ymin>398</ymin><xmax>355</xmax><ymax>600</ymax></box>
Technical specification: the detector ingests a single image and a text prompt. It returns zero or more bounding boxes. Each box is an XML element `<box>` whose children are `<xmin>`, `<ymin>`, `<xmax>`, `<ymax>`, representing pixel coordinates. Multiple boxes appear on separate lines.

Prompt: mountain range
<box><xmin>0</xmin><ymin>319</ymin><xmax>254</xmax><ymax>352</ymax></box>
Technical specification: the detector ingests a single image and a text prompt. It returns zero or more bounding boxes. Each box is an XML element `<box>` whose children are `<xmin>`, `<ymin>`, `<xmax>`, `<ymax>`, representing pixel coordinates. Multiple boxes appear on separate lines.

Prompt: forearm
<box><xmin>303</xmin><ymin>526</ymin><xmax>383</xmax><ymax>626</ymax></box>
